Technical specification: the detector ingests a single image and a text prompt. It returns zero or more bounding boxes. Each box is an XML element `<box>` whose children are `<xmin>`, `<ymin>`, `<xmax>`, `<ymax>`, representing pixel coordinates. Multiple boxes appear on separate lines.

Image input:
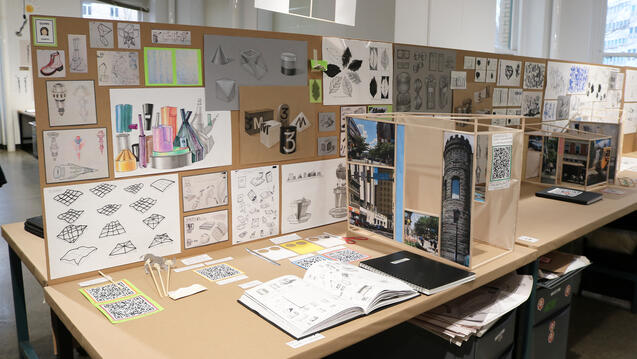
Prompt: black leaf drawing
<box><xmin>348</xmin><ymin>59</ymin><xmax>362</xmax><ymax>72</ymax></box>
<box><xmin>325</xmin><ymin>64</ymin><xmax>341</xmax><ymax>78</ymax></box>
<box><xmin>342</xmin><ymin>47</ymin><xmax>352</xmax><ymax>67</ymax></box>
<box><xmin>370</xmin><ymin>77</ymin><xmax>378</xmax><ymax>97</ymax></box>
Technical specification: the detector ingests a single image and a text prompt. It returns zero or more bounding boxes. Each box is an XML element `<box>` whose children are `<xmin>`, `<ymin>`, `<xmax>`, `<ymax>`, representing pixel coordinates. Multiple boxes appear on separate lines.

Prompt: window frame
<box><xmin>601</xmin><ymin>0</ymin><xmax>637</xmax><ymax>65</ymax></box>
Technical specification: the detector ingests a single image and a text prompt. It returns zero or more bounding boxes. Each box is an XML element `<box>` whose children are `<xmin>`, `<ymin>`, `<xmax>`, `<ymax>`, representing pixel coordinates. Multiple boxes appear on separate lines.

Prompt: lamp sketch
<box><xmin>51</xmin><ymin>83</ymin><xmax>67</xmax><ymax>116</ymax></box>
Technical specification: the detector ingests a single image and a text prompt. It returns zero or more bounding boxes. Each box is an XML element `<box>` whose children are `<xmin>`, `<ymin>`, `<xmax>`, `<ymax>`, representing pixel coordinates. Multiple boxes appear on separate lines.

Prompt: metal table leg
<box><xmin>8</xmin><ymin>245</ymin><xmax>38</xmax><ymax>359</ymax></box>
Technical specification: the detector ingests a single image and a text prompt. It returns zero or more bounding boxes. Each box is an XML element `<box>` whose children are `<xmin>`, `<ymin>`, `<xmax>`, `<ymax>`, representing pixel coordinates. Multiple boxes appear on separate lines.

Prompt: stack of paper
<box><xmin>409</xmin><ymin>273</ymin><xmax>532</xmax><ymax>346</ymax></box>
<box><xmin>538</xmin><ymin>251</ymin><xmax>590</xmax><ymax>288</ymax></box>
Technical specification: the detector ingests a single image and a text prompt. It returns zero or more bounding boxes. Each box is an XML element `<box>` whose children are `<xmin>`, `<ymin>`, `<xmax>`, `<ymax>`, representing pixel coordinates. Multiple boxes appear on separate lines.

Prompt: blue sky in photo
<box><xmin>352</xmin><ymin>118</ymin><xmax>378</xmax><ymax>147</ymax></box>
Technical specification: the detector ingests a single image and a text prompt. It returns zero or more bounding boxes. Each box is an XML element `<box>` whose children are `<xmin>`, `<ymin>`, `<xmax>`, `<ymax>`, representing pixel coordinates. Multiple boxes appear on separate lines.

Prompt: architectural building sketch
<box><xmin>42</xmin><ymin>128</ymin><xmax>109</xmax><ymax>184</ymax></box>
<box><xmin>117</xmin><ymin>23</ymin><xmax>140</xmax><ymax>49</ymax></box>
<box><xmin>393</xmin><ymin>44</ymin><xmax>455</xmax><ymax>112</ymax></box>
<box><xmin>43</xmin><ymin>174</ymin><xmax>180</xmax><ymax>280</ymax></box>
<box><xmin>182</xmin><ymin>171</ymin><xmax>228</xmax><ymax>212</ymax></box>
<box><xmin>89</xmin><ymin>21</ymin><xmax>114</xmax><ymax>48</ymax></box>
<box><xmin>521</xmin><ymin>91</ymin><xmax>543</xmax><ymax>117</ymax></box>
<box><xmin>96</xmin><ymin>51</ymin><xmax>139</xmax><ymax>86</ymax></box>
<box><xmin>340</xmin><ymin>106</ymin><xmax>366</xmax><ymax>156</ymax></box>
<box><xmin>323</xmin><ymin>37</ymin><xmax>393</xmax><ymax>105</ymax></box>
<box><xmin>151</xmin><ymin>29</ymin><xmax>191</xmax><ymax>45</ymax></box>
<box><xmin>47</xmin><ymin>80</ymin><xmax>97</xmax><ymax>126</ymax></box>
<box><xmin>230</xmin><ymin>165</ymin><xmax>280</xmax><ymax>244</ymax></box>
<box><xmin>109</xmin><ymin>88</ymin><xmax>232</xmax><ymax>178</ymax></box>
<box><xmin>281</xmin><ymin>158</ymin><xmax>347</xmax><ymax>233</ymax></box>
<box><xmin>68</xmin><ymin>34</ymin><xmax>88</xmax><ymax>73</ymax></box>
<box><xmin>184</xmin><ymin>210</ymin><xmax>229</xmax><ymax>249</ymax></box>
<box><xmin>497</xmin><ymin>59</ymin><xmax>521</xmax><ymax>87</ymax></box>
<box><xmin>523</xmin><ymin>62</ymin><xmax>546</xmax><ymax>89</ymax></box>
<box><xmin>36</xmin><ymin>50</ymin><xmax>66</xmax><ymax>78</ymax></box>
<box><xmin>204</xmin><ymin>34</ymin><xmax>307</xmax><ymax>110</ymax></box>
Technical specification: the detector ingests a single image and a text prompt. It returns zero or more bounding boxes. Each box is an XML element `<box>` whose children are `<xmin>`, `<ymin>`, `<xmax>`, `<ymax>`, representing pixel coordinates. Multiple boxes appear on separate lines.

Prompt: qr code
<box><xmin>195</xmin><ymin>263</ymin><xmax>241</xmax><ymax>281</ymax></box>
<box><xmin>323</xmin><ymin>248</ymin><xmax>369</xmax><ymax>263</ymax></box>
<box><xmin>83</xmin><ymin>281</ymin><xmax>136</xmax><ymax>303</ymax></box>
<box><xmin>291</xmin><ymin>255</ymin><xmax>331</xmax><ymax>270</ymax></box>
<box><xmin>491</xmin><ymin>146</ymin><xmax>512</xmax><ymax>181</ymax></box>
<box><xmin>99</xmin><ymin>295</ymin><xmax>159</xmax><ymax>322</ymax></box>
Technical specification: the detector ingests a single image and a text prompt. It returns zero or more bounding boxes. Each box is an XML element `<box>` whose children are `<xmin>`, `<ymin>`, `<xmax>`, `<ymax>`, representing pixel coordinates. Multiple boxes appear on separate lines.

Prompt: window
<box><xmin>495</xmin><ymin>0</ymin><xmax>520</xmax><ymax>52</ymax></box>
<box><xmin>603</xmin><ymin>0</ymin><xmax>637</xmax><ymax>66</ymax></box>
<box><xmin>81</xmin><ymin>1</ymin><xmax>140</xmax><ymax>21</ymax></box>
<box><xmin>451</xmin><ymin>177</ymin><xmax>460</xmax><ymax>200</ymax></box>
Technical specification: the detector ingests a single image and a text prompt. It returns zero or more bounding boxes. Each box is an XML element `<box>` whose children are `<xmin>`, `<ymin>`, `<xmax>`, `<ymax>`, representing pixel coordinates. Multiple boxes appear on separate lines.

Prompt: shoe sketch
<box><xmin>40</xmin><ymin>51</ymin><xmax>64</xmax><ymax>76</ymax></box>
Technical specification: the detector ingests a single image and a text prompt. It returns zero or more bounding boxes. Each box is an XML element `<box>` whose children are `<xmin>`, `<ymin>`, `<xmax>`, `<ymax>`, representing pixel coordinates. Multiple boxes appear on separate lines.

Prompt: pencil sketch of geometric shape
<box><xmin>129</xmin><ymin>197</ymin><xmax>157</xmax><ymax>213</ymax></box>
<box><xmin>99</xmin><ymin>220</ymin><xmax>126</xmax><ymax>238</ymax></box>
<box><xmin>109</xmin><ymin>240</ymin><xmax>136</xmax><ymax>256</ymax></box>
<box><xmin>381</xmin><ymin>48</ymin><xmax>389</xmax><ymax>71</ymax></box>
<box><xmin>57</xmin><ymin>224</ymin><xmax>88</xmax><ymax>243</ymax></box>
<box><xmin>150</xmin><ymin>178</ymin><xmax>175</xmax><ymax>192</ymax></box>
<box><xmin>97</xmin><ymin>204</ymin><xmax>122</xmax><ymax>216</ymax></box>
<box><xmin>239</xmin><ymin>48</ymin><xmax>267</xmax><ymax>79</ymax></box>
<box><xmin>215</xmin><ymin>78</ymin><xmax>236</xmax><ymax>102</ymax></box>
<box><xmin>60</xmin><ymin>246</ymin><xmax>97</xmax><ymax>265</ymax></box>
<box><xmin>211</xmin><ymin>45</ymin><xmax>232</xmax><ymax>65</ymax></box>
<box><xmin>250</xmin><ymin>172</ymin><xmax>265</xmax><ymax>187</ymax></box>
<box><xmin>53</xmin><ymin>189</ymin><xmax>83</xmax><ymax>206</ymax></box>
<box><xmin>89</xmin><ymin>183</ymin><xmax>116</xmax><ymax>198</ymax></box>
<box><xmin>123</xmin><ymin>183</ymin><xmax>143</xmax><ymax>194</ymax></box>
<box><xmin>148</xmin><ymin>233</ymin><xmax>173</xmax><ymax>248</ymax></box>
<box><xmin>53</xmin><ymin>163</ymin><xmax>97</xmax><ymax>181</ymax></box>
<box><xmin>143</xmin><ymin>214</ymin><xmax>165</xmax><ymax>229</ymax></box>
<box><xmin>57</xmin><ymin>209</ymin><xmax>84</xmax><ymax>224</ymax></box>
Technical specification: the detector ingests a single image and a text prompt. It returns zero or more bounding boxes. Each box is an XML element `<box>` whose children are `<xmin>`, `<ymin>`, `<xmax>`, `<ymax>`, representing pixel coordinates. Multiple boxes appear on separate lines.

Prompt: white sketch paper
<box><xmin>46</xmin><ymin>80</ymin><xmax>97</xmax><ymax>126</ymax></box>
<box><xmin>151</xmin><ymin>30</ymin><xmax>191</xmax><ymax>45</ymax></box>
<box><xmin>97</xmin><ymin>51</ymin><xmax>139</xmax><ymax>86</ymax></box>
<box><xmin>450</xmin><ymin>71</ymin><xmax>467</xmax><ymax>89</ymax></box>
<box><xmin>89</xmin><ymin>21</ymin><xmax>114</xmax><ymax>48</ymax></box>
<box><xmin>68</xmin><ymin>34</ymin><xmax>88</xmax><ymax>73</ymax></box>
<box><xmin>182</xmin><ymin>171</ymin><xmax>228</xmax><ymax>212</ymax></box>
<box><xmin>543</xmin><ymin>100</ymin><xmax>557</xmax><ymax>122</ymax></box>
<box><xmin>231</xmin><ymin>165</ymin><xmax>280</xmax><ymax>244</ymax></box>
<box><xmin>109</xmin><ymin>88</ymin><xmax>232</xmax><ymax>178</ymax></box>
<box><xmin>117</xmin><ymin>23</ymin><xmax>140</xmax><ymax>49</ymax></box>
<box><xmin>145</xmin><ymin>48</ymin><xmax>173</xmax><ymax>84</ymax></box>
<box><xmin>184</xmin><ymin>210</ymin><xmax>228</xmax><ymax>249</ymax></box>
<box><xmin>492</xmin><ymin>88</ymin><xmax>508</xmax><ymax>107</ymax></box>
<box><xmin>521</xmin><ymin>91</ymin><xmax>543</xmax><ymax>118</ymax></box>
<box><xmin>175</xmin><ymin>49</ymin><xmax>200</xmax><ymax>85</ymax></box>
<box><xmin>545</xmin><ymin>62</ymin><xmax>570</xmax><ymax>100</ymax></box>
<box><xmin>497</xmin><ymin>59</ymin><xmax>522</xmax><ymax>87</ymax></box>
<box><xmin>507</xmin><ymin>88</ymin><xmax>523</xmax><ymax>106</ymax></box>
<box><xmin>42</xmin><ymin>128</ymin><xmax>109</xmax><ymax>184</ymax></box>
<box><xmin>625</xmin><ymin>69</ymin><xmax>637</xmax><ymax>101</ymax></box>
<box><xmin>523</xmin><ymin>62</ymin><xmax>545</xmax><ymax>89</ymax></box>
<box><xmin>340</xmin><ymin>106</ymin><xmax>366</xmax><ymax>156</ymax></box>
<box><xmin>37</xmin><ymin>50</ymin><xmax>66</xmax><ymax>78</ymax></box>
<box><xmin>623</xmin><ymin>103</ymin><xmax>637</xmax><ymax>134</ymax></box>
<box><xmin>322</xmin><ymin>37</ymin><xmax>393</xmax><ymax>105</ymax></box>
<box><xmin>43</xmin><ymin>174</ymin><xmax>180</xmax><ymax>280</ymax></box>
<box><xmin>281</xmin><ymin>158</ymin><xmax>347</xmax><ymax>233</ymax></box>
<box><xmin>463</xmin><ymin>56</ymin><xmax>475</xmax><ymax>69</ymax></box>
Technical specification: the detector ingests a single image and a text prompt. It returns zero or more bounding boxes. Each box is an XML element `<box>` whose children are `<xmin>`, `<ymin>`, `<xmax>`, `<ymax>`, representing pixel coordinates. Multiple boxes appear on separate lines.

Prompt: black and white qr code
<box><xmin>99</xmin><ymin>295</ymin><xmax>158</xmax><ymax>322</ymax></box>
<box><xmin>323</xmin><ymin>248</ymin><xmax>369</xmax><ymax>263</ymax></box>
<box><xmin>195</xmin><ymin>263</ymin><xmax>241</xmax><ymax>281</ymax></box>
<box><xmin>85</xmin><ymin>281</ymin><xmax>135</xmax><ymax>303</ymax></box>
<box><xmin>491</xmin><ymin>146</ymin><xmax>512</xmax><ymax>181</ymax></box>
<box><xmin>291</xmin><ymin>254</ymin><xmax>331</xmax><ymax>270</ymax></box>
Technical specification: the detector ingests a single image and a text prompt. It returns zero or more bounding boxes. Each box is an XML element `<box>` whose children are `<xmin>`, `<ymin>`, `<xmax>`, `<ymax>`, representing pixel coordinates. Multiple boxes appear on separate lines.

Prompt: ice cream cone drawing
<box><xmin>73</xmin><ymin>136</ymin><xmax>85</xmax><ymax>160</ymax></box>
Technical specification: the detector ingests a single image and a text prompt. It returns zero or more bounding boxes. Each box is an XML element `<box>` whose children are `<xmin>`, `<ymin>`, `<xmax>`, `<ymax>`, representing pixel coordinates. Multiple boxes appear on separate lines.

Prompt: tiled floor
<box><xmin>0</xmin><ymin>149</ymin><xmax>635</xmax><ymax>358</ymax></box>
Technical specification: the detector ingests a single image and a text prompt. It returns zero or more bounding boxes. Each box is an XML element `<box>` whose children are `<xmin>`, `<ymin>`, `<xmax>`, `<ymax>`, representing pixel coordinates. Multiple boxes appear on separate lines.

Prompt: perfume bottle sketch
<box><xmin>329</xmin><ymin>163</ymin><xmax>347</xmax><ymax>218</ymax></box>
<box><xmin>288</xmin><ymin>197</ymin><xmax>311</xmax><ymax>224</ymax></box>
<box><xmin>51</xmin><ymin>83</ymin><xmax>66</xmax><ymax>116</ymax></box>
<box><xmin>47</xmin><ymin>132</ymin><xmax>59</xmax><ymax>161</ymax></box>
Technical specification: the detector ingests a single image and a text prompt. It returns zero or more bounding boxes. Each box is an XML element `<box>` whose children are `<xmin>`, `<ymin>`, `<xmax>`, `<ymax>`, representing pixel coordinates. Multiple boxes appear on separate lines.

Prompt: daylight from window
<box><xmin>604</xmin><ymin>0</ymin><xmax>637</xmax><ymax>65</ymax></box>
<box><xmin>82</xmin><ymin>1</ymin><xmax>140</xmax><ymax>21</ymax></box>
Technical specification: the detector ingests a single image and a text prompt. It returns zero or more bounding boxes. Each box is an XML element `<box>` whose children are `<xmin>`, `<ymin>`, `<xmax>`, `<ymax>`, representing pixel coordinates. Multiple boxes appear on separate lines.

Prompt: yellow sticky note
<box><xmin>281</xmin><ymin>239</ymin><xmax>324</xmax><ymax>255</ymax></box>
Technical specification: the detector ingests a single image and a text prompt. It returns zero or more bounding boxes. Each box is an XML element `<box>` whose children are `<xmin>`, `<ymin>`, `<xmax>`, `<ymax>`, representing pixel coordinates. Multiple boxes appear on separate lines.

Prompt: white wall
<box><xmin>394</xmin><ymin>0</ymin><xmax>428</xmax><ymax>45</ymax></box>
<box><xmin>428</xmin><ymin>0</ymin><xmax>498</xmax><ymax>52</ymax></box>
<box><xmin>519</xmin><ymin>0</ymin><xmax>552</xmax><ymax>58</ymax></box>
<box><xmin>549</xmin><ymin>0</ymin><xmax>605</xmax><ymax>63</ymax></box>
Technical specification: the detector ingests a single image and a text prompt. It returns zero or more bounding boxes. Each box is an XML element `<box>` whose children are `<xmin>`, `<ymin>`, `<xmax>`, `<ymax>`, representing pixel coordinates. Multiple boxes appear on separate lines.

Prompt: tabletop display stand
<box><xmin>346</xmin><ymin>113</ymin><xmax>523</xmax><ymax>269</ymax></box>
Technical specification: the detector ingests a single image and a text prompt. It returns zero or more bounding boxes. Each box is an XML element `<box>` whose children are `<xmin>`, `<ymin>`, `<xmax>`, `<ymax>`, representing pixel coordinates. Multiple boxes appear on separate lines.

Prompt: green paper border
<box><xmin>96</xmin><ymin>293</ymin><xmax>164</xmax><ymax>324</ymax></box>
<box><xmin>79</xmin><ymin>279</ymin><xmax>141</xmax><ymax>305</ymax></box>
<box><xmin>32</xmin><ymin>17</ymin><xmax>57</xmax><ymax>47</ymax></box>
<box><xmin>144</xmin><ymin>47</ymin><xmax>202</xmax><ymax>87</ymax></box>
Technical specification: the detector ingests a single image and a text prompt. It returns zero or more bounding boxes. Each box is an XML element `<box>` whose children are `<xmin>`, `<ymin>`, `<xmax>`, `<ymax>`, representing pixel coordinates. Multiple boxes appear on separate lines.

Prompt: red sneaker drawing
<box><xmin>40</xmin><ymin>51</ymin><xmax>64</xmax><ymax>76</ymax></box>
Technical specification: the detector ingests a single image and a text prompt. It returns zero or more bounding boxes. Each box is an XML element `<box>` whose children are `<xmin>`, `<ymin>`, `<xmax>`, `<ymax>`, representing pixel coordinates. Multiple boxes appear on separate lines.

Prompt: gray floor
<box><xmin>0</xmin><ymin>149</ymin><xmax>635</xmax><ymax>359</ymax></box>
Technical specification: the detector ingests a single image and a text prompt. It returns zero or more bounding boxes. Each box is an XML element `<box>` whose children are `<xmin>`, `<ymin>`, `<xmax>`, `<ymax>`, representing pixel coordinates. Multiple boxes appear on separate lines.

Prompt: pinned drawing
<box><xmin>309</xmin><ymin>79</ymin><xmax>322</xmax><ymax>103</ymax></box>
<box><xmin>44</xmin><ymin>174</ymin><xmax>180</xmax><ymax>280</ymax></box>
<box><xmin>47</xmin><ymin>80</ymin><xmax>97</xmax><ymax>126</ymax></box>
<box><xmin>149</xmin><ymin>233</ymin><xmax>173</xmax><ymax>248</ymax></box>
<box><xmin>60</xmin><ymin>246</ymin><xmax>97</xmax><ymax>265</ymax></box>
<box><xmin>497</xmin><ymin>59</ymin><xmax>522</xmax><ymax>87</ymax></box>
<box><xmin>68</xmin><ymin>34</ymin><xmax>88</xmax><ymax>73</ymax></box>
<box><xmin>508</xmin><ymin>88</ymin><xmax>523</xmax><ymax>107</ymax></box>
<box><xmin>52</xmin><ymin>164</ymin><xmax>97</xmax><ymax>181</ymax></box>
<box><xmin>545</xmin><ymin>62</ymin><xmax>569</xmax><ymax>99</ymax></box>
<box><xmin>89</xmin><ymin>21</ymin><xmax>114</xmax><ymax>48</ymax></box>
<box><xmin>110</xmin><ymin>241</ymin><xmax>136</xmax><ymax>256</ymax></box>
<box><xmin>556</xmin><ymin>96</ymin><xmax>570</xmax><ymax>120</ymax></box>
<box><xmin>521</xmin><ymin>91</ymin><xmax>543</xmax><ymax>117</ymax></box>
<box><xmin>182</xmin><ymin>171</ymin><xmax>228</xmax><ymax>212</ymax></box>
<box><xmin>281</xmin><ymin>158</ymin><xmax>347</xmax><ymax>233</ymax></box>
<box><xmin>523</xmin><ymin>62</ymin><xmax>546</xmax><ymax>89</ymax></box>
<box><xmin>568</xmin><ymin>65</ymin><xmax>589</xmax><ymax>94</ymax></box>
<box><xmin>323</xmin><ymin>37</ymin><xmax>392</xmax><ymax>105</ymax></box>
<box><xmin>318</xmin><ymin>136</ymin><xmax>338</xmax><ymax>156</ymax></box>
<box><xmin>37</xmin><ymin>50</ymin><xmax>66</xmax><ymax>78</ymax></box>
<box><xmin>318</xmin><ymin>112</ymin><xmax>336</xmax><ymax>132</ymax></box>
<box><xmin>543</xmin><ymin>100</ymin><xmax>557</xmax><ymax>122</ymax></box>
<box><xmin>184</xmin><ymin>210</ymin><xmax>229</xmax><ymax>249</ymax></box>
<box><xmin>117</xmin><ymin>23</ymin><xmax>140</xmax><ymax>49</ymax></box>
<box><xmin>151</xmin><ymin>30</ymin><xmax>191</xmax><ymax>45</ymax></box>
<box><xmin>96</xmin><ymin>51</ymin><xmax>139</xmax><ymax>86</ymax></box>
<box><xmin>230</xmin><ymin>165</ymin><xmax>279</xmax><ymax>244</ymax></box>
<box><xmin>143</xmin><ymin>214</ymin><xmax>165</xmax><ymax>229</ymax></box>
<box><xmin>57</xmin><ymin>209</ymin><xmax>84</xmax><ymax>224</ymax></box>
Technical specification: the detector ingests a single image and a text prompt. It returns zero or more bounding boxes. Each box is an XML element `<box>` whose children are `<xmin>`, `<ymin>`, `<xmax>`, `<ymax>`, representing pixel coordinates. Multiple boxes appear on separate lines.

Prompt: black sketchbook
<box><xmin>24</xmin><ymin>216</ymin><xmax>44</xmax><ymax>238</ymax></box>
<box><xmin>359</xmin><ymin>251</ymin><xmax>476</xmax><ymax>295</ymax></box>
<box><xmin>535</xmin><ymin>186</ymin><xmax>602</xmax><ymax>205</ymax></box>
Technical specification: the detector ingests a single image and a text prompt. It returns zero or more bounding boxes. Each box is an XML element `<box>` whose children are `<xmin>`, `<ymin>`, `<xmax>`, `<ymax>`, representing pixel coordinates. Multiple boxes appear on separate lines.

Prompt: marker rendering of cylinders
<box><xmin>161</xmin><ymin>106</ymin><xmax>177</xmax><ymax>141</ymax></box>
<box><xmin>115</xmin><ymin>104</ymin><xmax>132</xmax><ymax>133</ymax></box>
<box><xmin>280</xmin><ymin>52</ymin><xmax>296</xmax><ymax>76</ymax></box>
<box><xmin>153</xmin><ymin>115</ymin><xmax>174</xmax><ymax>152</ymax></box>
<box><xmin>137</xmin><ymin>114</ymin><xmax>147</xmax><ymax>168</ymax></box>
<box><xmin>114</xmin><ymin>133</ymin><xmax>136</xmax><ymax>172</ymax></box>
<box><xmin>143</xmin><ymin>103</ymin><xmax>154</xmax><ymax>131</ymax></box>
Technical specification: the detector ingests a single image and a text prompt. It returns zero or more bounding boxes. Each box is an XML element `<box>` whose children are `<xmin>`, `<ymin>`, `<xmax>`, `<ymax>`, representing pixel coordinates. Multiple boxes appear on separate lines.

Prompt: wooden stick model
<box><xmin>154</xmin><ymin>263</ymin><xmax>168</xmax><ymax>297</ymax></box>
<box><xmin>165</xmin><ymin>260</ymin><xmax>174</xmax><ymax>294</ymax></box>
<box><xmin>146</xmin><ymin>259</ymin><xmax>162</xmax><ymax>297</ymax></box>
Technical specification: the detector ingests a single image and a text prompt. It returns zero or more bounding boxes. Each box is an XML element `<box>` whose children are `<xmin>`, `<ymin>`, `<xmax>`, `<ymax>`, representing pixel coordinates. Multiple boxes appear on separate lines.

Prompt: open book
<box><xmin>238</xmin><ymin>261</ymin><xmax>419</xmax><ymax>339</ymax></box>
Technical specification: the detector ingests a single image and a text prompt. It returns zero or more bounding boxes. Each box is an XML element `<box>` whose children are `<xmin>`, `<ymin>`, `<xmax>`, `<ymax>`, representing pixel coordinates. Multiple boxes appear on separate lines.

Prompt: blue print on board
<box><xmin>568</xmin><ymin>66</ymin><xmax>588</xmax><ymax>93</ymax></box>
